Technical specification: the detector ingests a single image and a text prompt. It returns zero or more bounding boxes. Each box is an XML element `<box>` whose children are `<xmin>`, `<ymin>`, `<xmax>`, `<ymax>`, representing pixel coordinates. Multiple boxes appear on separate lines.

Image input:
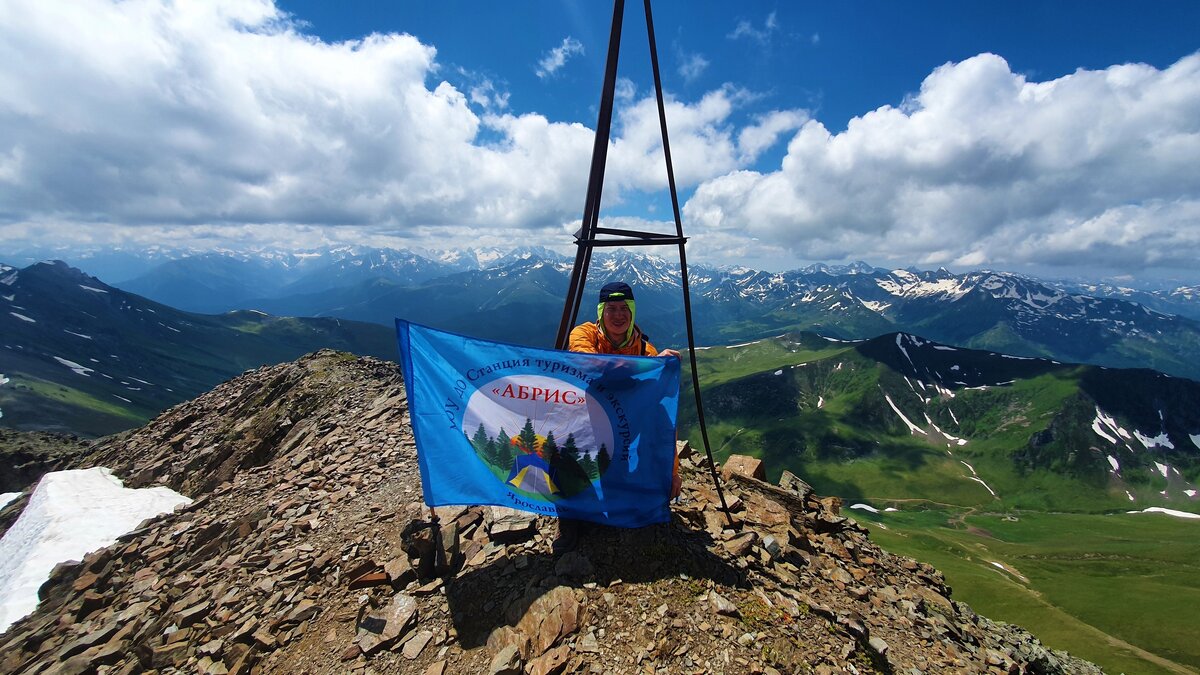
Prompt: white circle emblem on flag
<box><xmin>462</xmin><ymin>375</ymin><xmax>616</xmax><ymax>501</ymax></box>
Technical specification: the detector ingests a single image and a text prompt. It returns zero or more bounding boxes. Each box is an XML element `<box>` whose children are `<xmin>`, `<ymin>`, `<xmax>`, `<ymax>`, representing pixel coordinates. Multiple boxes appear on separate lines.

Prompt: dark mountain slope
<box><xmin>681</xmin><ymin>331</ymin><xmax>1200</xmax><ymax>512</ymax></box>
<box><xmin>0</xmin><ymin>261</ymin><xmax>396</xmax><ymax>436</ymax></box>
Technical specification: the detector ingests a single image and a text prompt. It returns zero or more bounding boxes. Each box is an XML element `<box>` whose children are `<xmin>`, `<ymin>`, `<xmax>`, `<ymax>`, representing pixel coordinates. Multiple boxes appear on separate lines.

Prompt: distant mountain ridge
<box><xmin>26</xmin><ymin>246</ymin><xmax>1200</xmax><ymax>381</ymax></box>
<box><xmin>6</xmin><ymin>250</ymin><xmax>1200</xmax><ymax>437</ymax></box>
<box><xmin>0</xmin><ymin>260</ymin><xmax>396</xmax><ymax>436</ymax></box>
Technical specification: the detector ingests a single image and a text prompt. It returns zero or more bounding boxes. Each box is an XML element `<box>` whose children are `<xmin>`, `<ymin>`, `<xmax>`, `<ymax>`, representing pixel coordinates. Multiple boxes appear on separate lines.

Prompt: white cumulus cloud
<box><xmin>536</xmin><ymin>37</ymin><xmax>584</xmax><ymax>79</ymax></box>
<box><xmin>678</xmin><ymin>53</ymin><xmax>709</xmax><ymax>82</ymax></box>
<box><xmin>728</xmin><ymin>11</ymin><xmax>778</xmax><ymax>45</ymax></box>
<box><xmin>683</xmin><ymin>52</ymin><xmax>1200</xmax><ymax>275</ymax></box>
<box><xmin>609</xmin><ymin>86</ymin><xmax>807</xmax><ymax>192</ymax></box>
<box><xmin>0</xmin><ymin>0</ymin><xmax>802</xmax><ymax>251</ymax></box>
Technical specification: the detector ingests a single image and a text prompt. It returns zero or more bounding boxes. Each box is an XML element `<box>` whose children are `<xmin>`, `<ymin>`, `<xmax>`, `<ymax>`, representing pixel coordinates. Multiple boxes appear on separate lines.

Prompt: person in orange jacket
<box><xmin>555</xmin><ymin>281</ymin><xmax>682</xmax><ymax>553</ymax></box>
<box><xmin>568</xmin><ymin>281</ymin><xmax>680</xmax><ymax>359</ymax></box>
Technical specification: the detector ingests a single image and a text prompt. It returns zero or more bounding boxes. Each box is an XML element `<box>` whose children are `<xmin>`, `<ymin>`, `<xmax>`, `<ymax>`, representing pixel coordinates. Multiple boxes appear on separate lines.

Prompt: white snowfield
<box><xmin>52</xmin><ymin>357</ymin><xmax>94</xmax><ymax>377</ymax></box>
<box><xmin>0</xmin><ymin>493</ymin><xmax>19</xmax><ymax>510</ymax></box>
<box><xmin>1126</xmin><ymin>507</ymin><xmax>1200</xmax><ymax>520</ymax></box>
<box><xmin>1135</xmin><ymin>430</ymin><xmax>1174</xmax><ymax>450</ymax></box>
<box><xmin>0</xmin><ymin>468</ymin><xmax>191</xmax><ymax>633</ymax></box>
<box><xmin>849</xmin><ymin>504</ymin><xmax>901</xmax><ymax>514</ymax></box>
<box><xmin>1092</xmin><ymin>407</ymin><xmax>1132</xmax><ymax>444</ymax></box>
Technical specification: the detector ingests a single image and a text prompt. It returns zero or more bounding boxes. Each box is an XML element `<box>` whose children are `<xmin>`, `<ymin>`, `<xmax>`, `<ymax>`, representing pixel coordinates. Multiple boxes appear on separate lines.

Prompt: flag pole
<box><xmin>554</xmin><ymin>0</ymin><xmax>734</xmax><ymax>526</ymax></box>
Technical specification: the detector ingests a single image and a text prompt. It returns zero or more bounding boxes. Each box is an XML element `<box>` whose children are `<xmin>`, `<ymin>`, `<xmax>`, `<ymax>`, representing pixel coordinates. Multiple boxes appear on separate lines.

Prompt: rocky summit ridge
<box><xmin>0</xmin><ymin>350</ymin><xmax>1103</xmax><ymax>674</ymax></box>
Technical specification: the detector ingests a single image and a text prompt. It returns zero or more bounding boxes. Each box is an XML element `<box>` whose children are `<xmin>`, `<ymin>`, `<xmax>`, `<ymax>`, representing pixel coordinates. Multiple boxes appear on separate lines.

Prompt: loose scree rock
<box><xmin>0</xmin><ymin>350</ymin><xmax>1102</xmax><ymax>674</ymax></box>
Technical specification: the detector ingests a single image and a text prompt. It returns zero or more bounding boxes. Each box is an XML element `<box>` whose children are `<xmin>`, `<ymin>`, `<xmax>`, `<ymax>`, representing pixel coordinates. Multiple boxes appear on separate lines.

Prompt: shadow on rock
<box><xmin>446</xmin><ymin>515</ymin><xmax>743</xmax><ymax>652</ymax></box>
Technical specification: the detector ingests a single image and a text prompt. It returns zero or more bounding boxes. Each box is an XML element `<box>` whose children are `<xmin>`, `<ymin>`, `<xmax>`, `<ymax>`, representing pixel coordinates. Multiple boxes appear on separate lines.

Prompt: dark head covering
<box><xmin>599</xmin><ymin>281</ymin><xmax>634</xmax><ymax>302</ymax></box>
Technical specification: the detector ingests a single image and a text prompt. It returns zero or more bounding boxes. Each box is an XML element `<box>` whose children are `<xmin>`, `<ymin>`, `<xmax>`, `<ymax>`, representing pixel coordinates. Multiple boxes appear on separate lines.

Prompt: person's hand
<box><xmin>659</xmin><ymin>348</ymin><xmax>681</xmax><ymax>359</ymax></box>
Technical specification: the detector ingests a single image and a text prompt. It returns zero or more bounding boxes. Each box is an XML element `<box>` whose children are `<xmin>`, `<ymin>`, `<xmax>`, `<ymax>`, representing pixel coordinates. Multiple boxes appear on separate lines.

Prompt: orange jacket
<box><xmin>568</xmin><ymin>321</ymin><xmax>659</xmax><ymax>356</ymax></box>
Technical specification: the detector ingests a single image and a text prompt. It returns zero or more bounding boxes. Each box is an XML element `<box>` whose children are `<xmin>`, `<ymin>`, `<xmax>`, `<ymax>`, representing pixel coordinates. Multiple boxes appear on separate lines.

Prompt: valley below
<box><xmin>860</xmin><ymin>507</ymin><xmax>1200</xmax><ymax>675</ymax></box>
<box><xmin>677</xmin><ymin>329</ymin><xmax>1200</xmax><ymax>674</ymax></box>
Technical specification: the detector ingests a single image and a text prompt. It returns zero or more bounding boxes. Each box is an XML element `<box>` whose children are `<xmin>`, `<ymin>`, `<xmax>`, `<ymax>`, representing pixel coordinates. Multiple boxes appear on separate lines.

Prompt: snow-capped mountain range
<box><xmin>7</xmin><ymin>247</ymin><xmax>1200</xmax><ymax>382</ymax></box>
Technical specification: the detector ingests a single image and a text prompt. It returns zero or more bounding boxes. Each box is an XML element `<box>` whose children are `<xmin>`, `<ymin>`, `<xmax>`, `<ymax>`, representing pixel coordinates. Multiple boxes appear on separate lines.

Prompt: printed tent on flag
<box><xmin>506</xmin><ymin>453</ymin><xmax>560</xmax><ymax>495</ymax></box>
<box><xmin>395</xmin><ymin>319</ymin><xmax>680</xmax><ymax>528</ymax></box>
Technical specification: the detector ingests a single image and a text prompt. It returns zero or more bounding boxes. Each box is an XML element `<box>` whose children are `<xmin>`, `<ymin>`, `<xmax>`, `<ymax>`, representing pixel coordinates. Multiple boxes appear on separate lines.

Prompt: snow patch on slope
<box><xmin>895</xmin><ymin>334</ymin><xmax>915</xmax><ymax>370</ymax></box>
<box><xmin>1135</xmin><ymin>430</ymin><xmax>1174</xmax><ymax>450</ymax></box>
<box><xmin>959</xmin><ymin>460</ymin><xmax>998</xmax><ymax>498</ymax></box>
<box><xmin>1126</xmin><ymin>507</ymin><xmax>1200</xmax><ymax>520</ymax></box>
<box><xmin>52</xmin><ymin>357</ymin><xmax>93</xmax><ymax>376</ymax></box>
<box><xmin>1092</xmin><ymin>407</ymin><xmax>1132</xmax><ymax>444</ymax></box>
<box><xmin>0</xmin><ymin>468</ymin><xmax>191</xmax><ymax>633</ymax></box>
<box><xmin>884</xmin><ymin>394</ymin><xmax>925</xmax><ymax>435</ymax></box>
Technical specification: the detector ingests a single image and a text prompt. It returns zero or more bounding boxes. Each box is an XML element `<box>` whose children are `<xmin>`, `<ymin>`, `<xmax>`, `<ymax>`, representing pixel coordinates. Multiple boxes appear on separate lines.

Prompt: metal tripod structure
<box><xmin>553</xmin><ymin>0</ymin><xmax>733</xmax><ymax>524</ymax></box>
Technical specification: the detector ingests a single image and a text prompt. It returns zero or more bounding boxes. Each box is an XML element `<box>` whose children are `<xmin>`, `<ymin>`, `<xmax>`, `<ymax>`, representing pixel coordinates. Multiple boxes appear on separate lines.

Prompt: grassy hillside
<box><xmin>858</xmin><ymin>508</ymin><xmax>1200</xmax><ymax>675</ymax></box>
<box><xmin>677</xmin><ymin>330</ymin><xmax>1200</xmax><ymax>673</ymax></box>
<box><xmin>678</xmin><ymin>332</ymin><xmax>1200</xmax><ymax>514</ymax></box>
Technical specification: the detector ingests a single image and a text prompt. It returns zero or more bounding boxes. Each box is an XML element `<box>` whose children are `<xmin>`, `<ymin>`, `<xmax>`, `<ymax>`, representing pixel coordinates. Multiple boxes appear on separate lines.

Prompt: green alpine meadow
<box><xmin>679</xmin><ymin>331</ymin><xmax>1200</xmax><ymax>674</ymax></box>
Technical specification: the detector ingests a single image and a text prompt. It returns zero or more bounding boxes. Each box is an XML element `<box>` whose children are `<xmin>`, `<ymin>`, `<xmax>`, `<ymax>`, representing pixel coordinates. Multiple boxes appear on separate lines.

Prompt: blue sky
<box><xmin>2</xmin><ymin>0</ymin><xmax>1199</xmax><ymax>281</ymax></box>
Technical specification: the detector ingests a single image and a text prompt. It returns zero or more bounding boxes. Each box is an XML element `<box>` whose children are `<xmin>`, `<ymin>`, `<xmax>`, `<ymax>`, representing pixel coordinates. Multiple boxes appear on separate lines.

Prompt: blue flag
<box><xmin>395</xmin><ymin>320</ymin><xmax>680</xmax><ymax>528</ymax></box>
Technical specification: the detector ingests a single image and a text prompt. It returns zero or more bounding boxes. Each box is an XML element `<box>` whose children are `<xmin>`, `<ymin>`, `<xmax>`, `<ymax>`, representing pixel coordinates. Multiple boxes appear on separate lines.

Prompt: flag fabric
<box><xmin>395</xmin><ymin>319</ymin><xmax>681</xmax><ymax>528</ymax></box>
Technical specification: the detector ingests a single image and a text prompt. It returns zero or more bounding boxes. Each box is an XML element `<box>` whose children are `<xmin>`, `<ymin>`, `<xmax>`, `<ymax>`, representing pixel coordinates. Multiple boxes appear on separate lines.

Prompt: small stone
<box><xmin>527</xmin><ymin>644</ymin><xmax>571</xmax><ymax>675</ymax></box>
<box><xmin>721</xmin><ymin>455</ymin><xmax>766</xmax><ymax>481</ymax></box>
<box><xmin>348</xmin><ymin>571</ymin><xmax>390</xmax><ymax>589</ymax></box>
<box><xmin>177</xmin><ymin>601</ymin><xmax>212</xmax><ymax>628</ymax></box>
<box><xmin>488</xmin><ymin>644</ymin><xmax>523</xmax><ymax>675</ymax></box>
<box><xmin>385</xmin><ymin>556</ymin><xmax>417</xmax><ymax>588</ymax></box>
<box><xmin>150</xmin><ymin>641</ymin><xmax>190</xmax><ymax>669</ymax></box>
<box><xmin>252</xmin><ymin>629</ymin><xmax>277</xmax><ymax>650</ymax></box>
<box><xmin>722</xmin><ymin>532</ymin><xmax>757</xmax><ymax>557</ymax></box>
<box><xmin>285</xmin><ymin>599</ymin><xmax>320</xmax><ymax>624</ymax></box>
<box><xmin>415</xmin><ymin>578</ymin><xmax>443</xmax><ymax>596</ymax></box>
<box><xmin>553</xmin><ymin>551</ymin><xmax>594</xmax><ymax>579</ymax></box>
<box><xmin>576</xmin><ymin>630</ymin><xmax>600</xmax><ymax>653</ymax></box>
<box><xmin>402</xmin><ymin>630</ymin><xmax>433</xmax><ymax>659</ymax></box>
<box><xmin>357</xmin><ymin>592</ymin><xmax>418</xmax><ymax>655</ymax></box>
<box><xmin>340</xmin><ymin>645</ymin><xmax>362</xmax><ymax>661</ymax></box>
<box><xmin>708</xmin><ymin>591</ymin><xmax>740</xmax><ymax>618</ymax></box>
